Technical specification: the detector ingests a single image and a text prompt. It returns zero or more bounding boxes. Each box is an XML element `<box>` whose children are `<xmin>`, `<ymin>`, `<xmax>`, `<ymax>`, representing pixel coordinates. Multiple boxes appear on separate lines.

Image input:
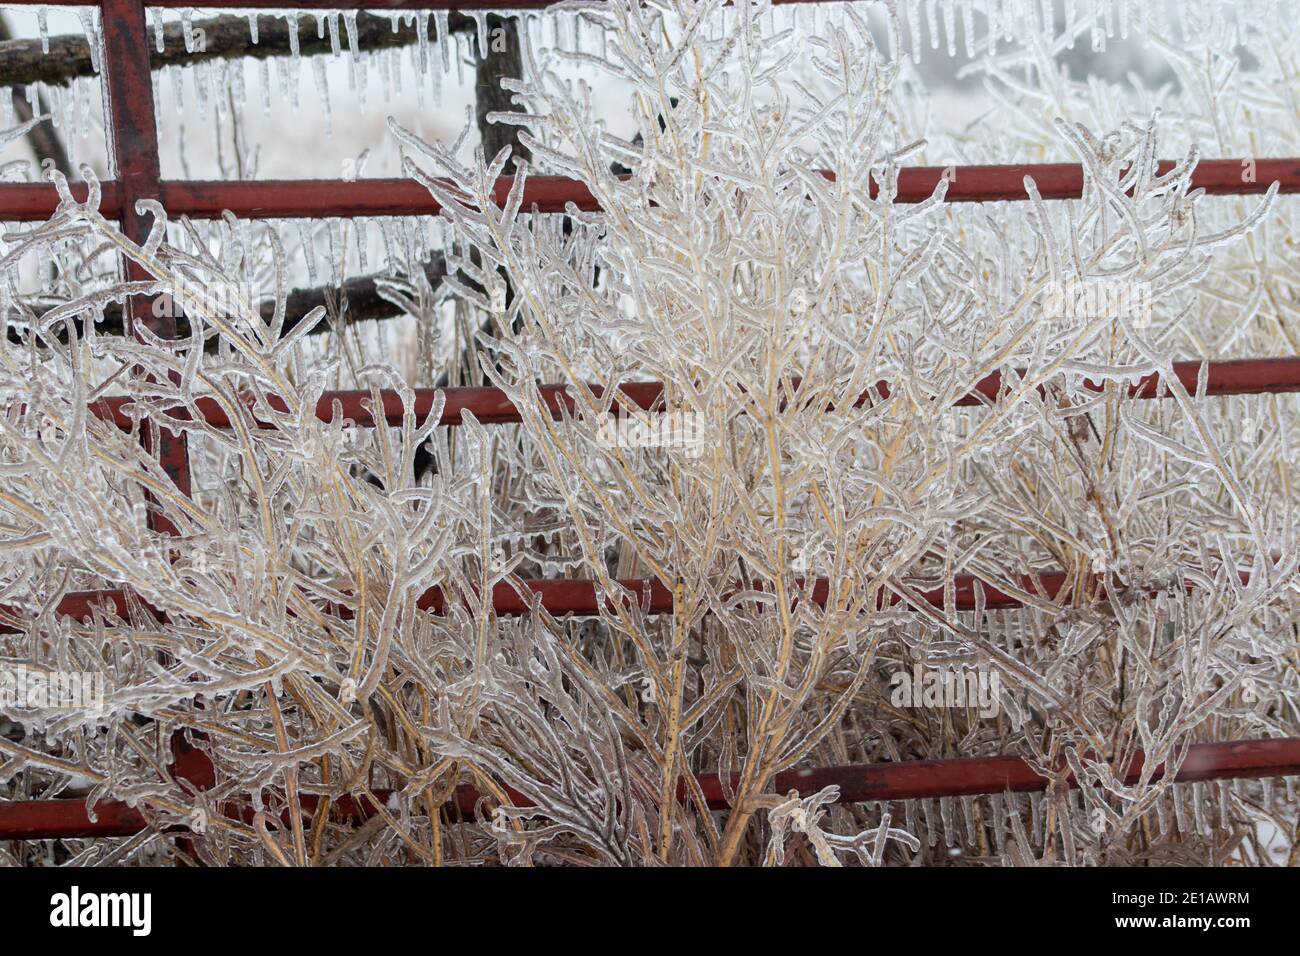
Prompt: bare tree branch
<box><xmin>0</xmin><ymin>11</ymin><xmax>486</xmax><ymax>89</ymax></box>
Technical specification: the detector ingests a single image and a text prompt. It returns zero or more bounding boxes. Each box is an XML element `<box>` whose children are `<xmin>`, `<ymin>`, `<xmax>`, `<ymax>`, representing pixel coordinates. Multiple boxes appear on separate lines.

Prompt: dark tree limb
<box><xmin>8</xmin><ymin>255</ymin><xmax>447</xmax><ymax>349</ymax></box>
<box><xmin>0</xmin><ymin>11</ymin><xmax>489</xmax><ymax>89</ymax></box>
<box><xmin>474</xmin><ymin>14</ymin><xmax>526</xmax><ymax>163</ymax></box>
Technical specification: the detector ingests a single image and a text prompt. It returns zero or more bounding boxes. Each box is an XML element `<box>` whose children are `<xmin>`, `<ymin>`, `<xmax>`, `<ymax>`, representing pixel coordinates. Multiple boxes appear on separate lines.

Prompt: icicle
<box><xmin>961</xmin><ymin>795</ymin><xmax>977</xmax><ymax>848</ymax></box>
<box><xmin>921</xmin><ymin>798</ymin><xmax>938</xmax><ymax>848</ymax></box>
<box><xmin>1172</xmin><ymin>787</ymin><xmax>1188</xmax><ymax>834</ymax></box>
<box><xmin>985</xmin><ymin>795</ymin><xmax>1004</xmax><ymax>852</ymax></box>
<box><xmin>149</xmin><ymin>8</ymin><xmax>164</xmax><ymax>54</ymax></box>
<box><xmin>356</xmin><ymin>219</ymin><xmax>369</xmax><ymax>275</ymax></box>
<box><xmin>1057</xmin><ymin>794</ymin><xmax>1078</xmax><ymax>865</ymax></box>
<box><xmin>943</xmin><ymin>0</ymin><xmax>958</xmax><ymax>57</ymax></box>
<box><xmin>1009</xmin><ymin>798</ymin><xmax>1034</xmax><ymax>858</ymax></box>
<box><xmin>1118</xmin><ymin>0</ymin><xmax>1129</xmax><ymax>38</ymax></box>
<box><xmin>325</xmin><ymin>220</ymin><xmax>341</xmax><ymax>281</ymax></box>
<box><xmin>336</xmin><ymin>220</ymin><xmax>354</xmax><ymax>279</ymax></box>
<box><xmin>259</xmin><ymin>57</ymin><xmax>272</xmax><ymax>117</ymax></box>
<box><xmin>313</xmin><ymin>58</ymin><xmax>332</xmax><ymax>136</ymax></box>
<box><xmin>0</xmin><ymin>91</ymin><xmax>13</xmax><ymax>132</ymax></box>
<box><xmin>300</xmin><ymin>223</ymin><xmax>319</xmax><ymax>286</ymax></box>
<box><xmin>170</xmin><ymin>64</ymin><xmax>186</xmax><ymax>118</ymax></box>
<box><xmin>987</xmin><ymin>0</ymin><xmax>1000</xmax><ymax>54</ymax></box>
<box><xmin>228</xmin><ymin>58</ymin><xmax>245</xmax><ymax>126</ymax></box>
<box><xmin>474</xmin><ymin>12</ymin><xmax>490</xmax><ymax>59</ymax></box>
<box><xmin>328</xmin><ymin>12</ymin><xmax>341</xmax><ymax>58</ymax></box>
<box><xmin>907</xmin><ymin>1</ymin><xmax>924</xmax><ymax>62</ymax></box>
<box><xmin>194</xmin><ymin>61</ymin><xmax>210</xmax><ymax>121</ymax></box>
<box><xmin>391</xmin><ymin>46</ymin><xmax>403</xmax><ymax>96</ymax></box>
<box><xmin>358</xmin><ymin>51</ymin><xmax>370</xmax><ymax>109</ymax></box>
<box><xmin>939</xmin><ymin>796</ymin><xmax>956</xmax><ymax>847</ymax></box>
<box><xmin>378</xmin><ymin>49</ymin><xmax>392</xmax><ymax>111</ymax></box>
<box><xmin>79</xmin><ymin>10</ymin><xmax>102</xmax><ymax>74</ymax></box>
<box><xmin>344</xmin><ymin>11</ymin><xmax>360</xmax><ymax>94</ymax></box>
<box><xmin>432</xmin><ymin>48</ymin><xmax>443</xmax><ymax>109</ymax></box>
<box><xmin>1102</xmin><ymin>0</ymin><xmax>1114</xmax><ymax>37</ymax></box>
<box><xmin>72</xmin><ymin>77</ymin><xmax>84</xmax><ymax>141</ymax></box>
<box><xmin>961</xmin><ymin>0</ymin><xmax>977</xmax><ymax>58</ymax></box>
<box><xmin>435</xmin><ymin>11</ymin><xmax>451</xmax><ymax>74</ymax></box>
<box><xmin>316</xmin><ymin>12</ymin><xmax>327</xmax><ymax>41</ymax></box>
<box><xmin>926</xmin><ymin>0</ymin><xmax>941</xmax><ymax>49</ymax></box>
<box><xmin>416</xmin><ymin>12</ymin><xmax>431</xmax><ymax>77</ymax></box>
<box><xmin>455</xmin><ymin>33</ymin><xmax>465</xmax><ymax>87</ymax></box>
<box><xmin>1192</xmin><ymin>782</ymin><xmax>1208</xmax><ymax>836</ymax></box>
<box><xmin>904</xmin><ymin>798</ymin><xmax>918</xmax><ymax>847</ymax></box>
<box><xmin>76</xmin><ymin>76</ymin><xmax>90</xmax><ymax>142</ymax></box>
<box><xmin>287</xmin><ymin>12</ymin><xmax>301</xmax><ymax>63</ymax></box>
<box><xmin>402</xmin><ymin>217</ymin><xmax>420</xmax><ymax>270</ymax></box>
<box><xmin>413</xmin><ymin>47</ymin><xmax>426</xmax><ymax>108</ymax></box>
<box><xmin>38</xmin><ymin>6</ymin><xmax>49</xmax><ymax>55</ymax></box>
<box><xmin>344</xmin><ymin>11</ymin><xmax>360</xmax><ymax>60</ymax></box>
<box><xmin>1065</xmin><ymin>0</ymin><xmax>1076</xmax><ymax>47</ymax></box>
<box><xmin>276</xmin><ymin>55</ymin><xmax>290</xmax><ymax>102</ymax></box>
<box><xmin>182</xmin><ymin>9</ymin><xmax>196</xmax><ymax>53</ymax></box>
<box><xmin>248</xmin><ymin>12</ymin><xmax>259</xmax><ymax>46</ymax></box>
<box><xmin>57</xmin><ymin>85</ymin><xmax>74</xmax><ymax>164</ymax></box>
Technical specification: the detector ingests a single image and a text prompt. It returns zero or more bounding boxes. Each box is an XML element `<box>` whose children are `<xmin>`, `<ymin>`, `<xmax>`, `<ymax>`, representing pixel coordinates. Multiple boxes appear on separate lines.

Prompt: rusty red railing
<box><xmin>74</xmin><ymin>356</ymin><xmax>1300</xmax><ymax>432</ymax></box>
<box><xmin>1</xmin><ymin>0</ymin><xmax>1299</xmax><ymax>847</ymax></box>
<box><xmin>7</xmin><ymin>158</ymin><xmax>1299</xmax><ymax>221</ymax></box>
<box><xmin>1</xmin><ymin>569</ymin><xmax>1260</xmax><ymax>636</ymax></box>
<box><xmin>3</xmin><ymin>737</ymin><xmax>1298</xmax><ymax>841</ymax></box>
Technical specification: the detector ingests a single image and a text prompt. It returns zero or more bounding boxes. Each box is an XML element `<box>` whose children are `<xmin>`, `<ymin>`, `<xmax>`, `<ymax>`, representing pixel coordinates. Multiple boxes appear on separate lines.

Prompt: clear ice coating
<box><xmin>0</xmin><ymin>0</ymin><xmax>1297</xmax><ymax>866</ymax></box>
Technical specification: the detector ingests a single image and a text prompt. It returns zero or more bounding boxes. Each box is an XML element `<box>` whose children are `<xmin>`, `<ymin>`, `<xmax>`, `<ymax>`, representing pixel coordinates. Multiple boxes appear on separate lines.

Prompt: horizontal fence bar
<box><xmin>82</xmin><ymin>357</ymin><xmax>1300</xmax><ymax>433</ymax></box>
<box><xmin>2</xmin><ymin>160</ymin><xmax>1296</xmax><ymax>221</ymax></box>
<box><xmin>0</xmin><ymin>575</ymin><xmax>1019</xmax><ymax>632</ymax></box>
<box><xmin>2</xmin><ymin>567</ymin><xmax>1259</xmax><ymax>635</ymax></box>
<box><xmin>3</xmin><ymin>736</ymin><xmax>1297</xmax><ymax>840</ymax></box>
<box><xmin>0</xmin><ymin>181</ymin><xmax>120</xmax><ymax>220</ymax></box>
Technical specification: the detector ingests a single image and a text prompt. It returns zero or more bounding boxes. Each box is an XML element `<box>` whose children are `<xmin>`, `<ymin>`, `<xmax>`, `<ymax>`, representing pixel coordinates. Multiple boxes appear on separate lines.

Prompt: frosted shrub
<box><xmin>1</xmin><ymin>0</ymin><xmax>1298</xmax><ymax>866</ymax></box>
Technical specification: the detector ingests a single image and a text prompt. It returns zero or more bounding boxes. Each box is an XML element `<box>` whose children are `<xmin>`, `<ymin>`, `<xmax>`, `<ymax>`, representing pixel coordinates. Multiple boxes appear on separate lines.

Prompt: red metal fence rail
<box><xmin>5</xmin><ymin>737</ymin><xmax>1299</xmax><ymax>841</ymax></box>
<box><xmin>71</xmin><ymin>356</ymin><xmax>1300</xmax><ymax>432</ymax></box>
<box><xmin>8</xmin><ymin>160</ymin><xmax>1300</xmax><ymax>221</ymax></box>
<box><xmin>1</xmin><ymin>0</ymin><xmax>1299</xmax><ymax>849</ymax></box>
